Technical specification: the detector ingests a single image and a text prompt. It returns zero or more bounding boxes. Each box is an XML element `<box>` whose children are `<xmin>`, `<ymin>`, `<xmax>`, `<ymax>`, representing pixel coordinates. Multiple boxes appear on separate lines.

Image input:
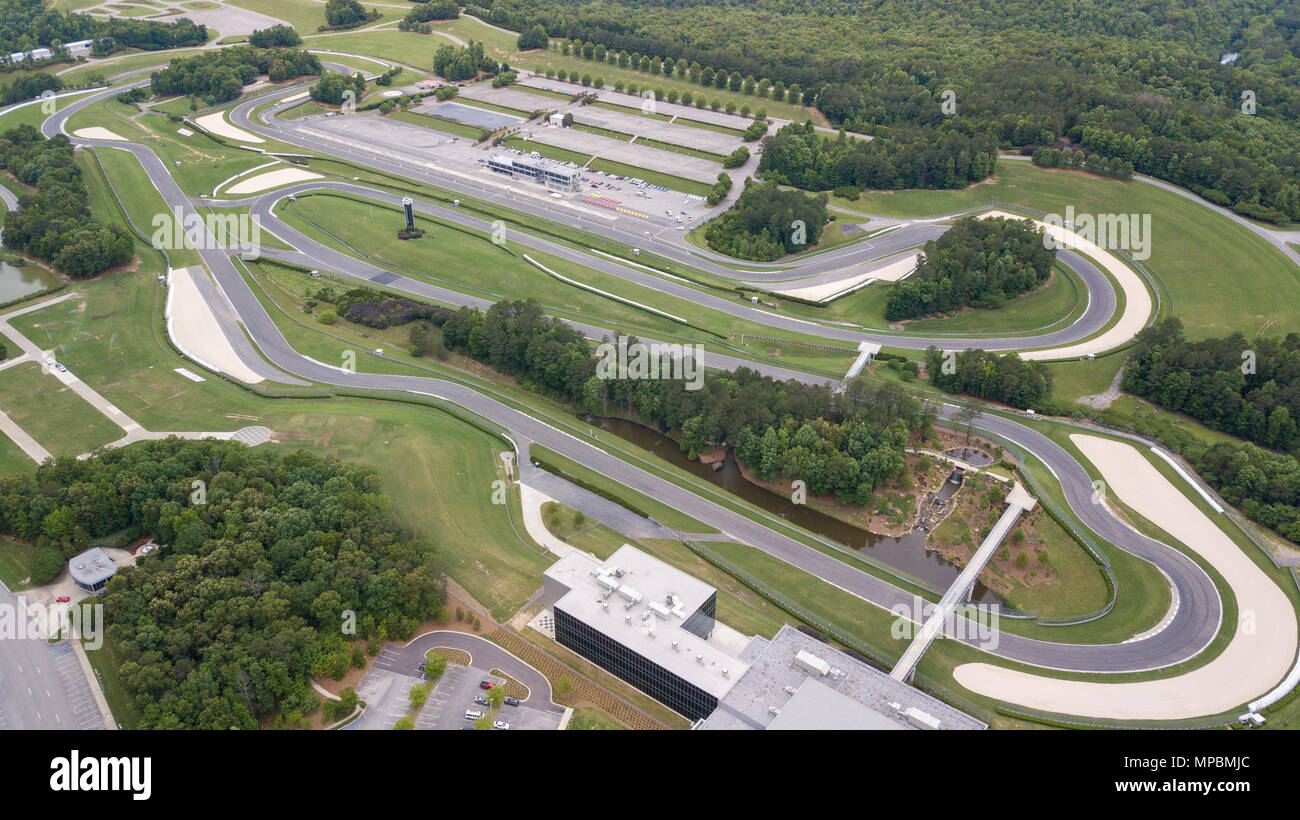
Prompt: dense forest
<box><xmin>465</xmin><ymin>0</ymin><xmax>1300</xmax><ymax>220</ymax></box>
<box><xmin>702</xmin><ymin>181</ymin><xmax>828</xmax><ymax>261</ymax></box>
<box><xmin>441</xmin><ymin>298</ymin><xmax>928</xmax><ymax>507</ymax></box>
<box><xmin>885</xmin><ymin>216</ymin><xmax>1056</xmax><ymax>320</ymax></box>
<box><xmin>0</xmin><ymin>0</ymin><xmax>207</xmax><ymax>62</ymax></box>
<box><xmin>0</xmin><ymin>439</ymin><xmax>446</xmax><ymax>729</ymax></box>
<box><xmin>151</xmin><ymin>47</ymin><xmax>321</xmax><ymax>104</ymax></box>
<box><xmin>759</xmin><ymin>122</ymin><xmax>999</xmax><ymax>192</ymax></box>
<box><xmin>925</xmin><ymin>346</ymin><xmax>1054</xmax><ymax>409</ymax></box>
<box><xmin>0</xmin><ymin>126</ymin><xmax>133</xmax><ymax>278</ymax></box>
<box><xmin>1122</xmin><ymin>318</ymin><xmax>1300</xmax><ymax>452</ymax></box>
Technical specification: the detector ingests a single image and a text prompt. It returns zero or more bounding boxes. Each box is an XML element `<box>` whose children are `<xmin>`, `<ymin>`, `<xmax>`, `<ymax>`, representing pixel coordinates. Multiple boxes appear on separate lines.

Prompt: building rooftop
<box><xmin>698</xmin><ymin>624</ymin><xmax>986</xmax><ymax>731</ymax></box>
<box><xmin>545</xmin><ymin>545</ymin><xmax>747</xmax><ymax>698</ymax></box>
<box><xmin>68</xmin><ymin>547</ymin><xmax>116</xmax><ymax>587</ymax></box>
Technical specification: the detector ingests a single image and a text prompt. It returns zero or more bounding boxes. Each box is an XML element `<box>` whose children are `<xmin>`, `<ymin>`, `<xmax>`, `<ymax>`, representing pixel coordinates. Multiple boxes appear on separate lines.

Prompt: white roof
<box><xmin>546</xmin><ymin>545</ymin><xmax>746</xmax><ymax>698</ymax></box>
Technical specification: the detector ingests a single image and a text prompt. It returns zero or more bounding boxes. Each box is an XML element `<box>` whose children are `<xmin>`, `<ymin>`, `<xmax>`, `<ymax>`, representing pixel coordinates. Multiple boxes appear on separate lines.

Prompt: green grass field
<box><xmin>0</xmin><ymin>363</ymin><xmax>124</xmax><ymax>457</ymax></box>
<box><xmin>0</xmin><ymin>536</ymin><xmax>41</xmax><ymax>589</ymax></box>
<box><xmin>848</xmin><ymin>161</ymin><xmax>1300</xmax><ymax>341</ymax></box>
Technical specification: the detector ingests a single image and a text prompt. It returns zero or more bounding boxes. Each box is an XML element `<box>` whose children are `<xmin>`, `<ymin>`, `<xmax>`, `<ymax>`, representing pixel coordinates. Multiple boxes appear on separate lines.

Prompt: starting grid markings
<box><xmin>580</xmin><ymin>197</ymin><xmax>649</xmax><ymax>218</ymax></box>
<box><xmin>48</xmin><ymin>643</ymin><xmax>103</xmax><ymax>730</ymax></box>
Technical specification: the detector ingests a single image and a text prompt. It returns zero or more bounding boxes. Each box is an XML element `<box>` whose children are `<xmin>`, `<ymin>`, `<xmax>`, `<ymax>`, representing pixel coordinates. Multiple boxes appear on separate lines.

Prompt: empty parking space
<box><xmin>49</xmin><ymin>643</ymin><xmax>104</xmax><ymax>730</ymax></box>
<box><xmin>457</xmin><ymin>84</ymin><xmax>557</xmax><ymax>115</ymax></box>
<box><xmin>522</xmin><ymin>125</ymin><xmax>722</xmax><ymax>183</ymax></box>
<box><xmin>571</xmin><ymin>106</ymin><xmax>740</xmax><ymax>155</ymax></box>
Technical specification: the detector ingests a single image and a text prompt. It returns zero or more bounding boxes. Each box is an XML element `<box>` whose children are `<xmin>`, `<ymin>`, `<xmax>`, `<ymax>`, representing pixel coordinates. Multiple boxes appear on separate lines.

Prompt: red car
<box><xmin>479</xmin><ymin>681</ymin><xmax>494</xmax><ymax>690</ymax></box>
<box><xmin>55</xmin><ymin>596</ymin><xmax>70</xmax><ymax>603</ymax></box>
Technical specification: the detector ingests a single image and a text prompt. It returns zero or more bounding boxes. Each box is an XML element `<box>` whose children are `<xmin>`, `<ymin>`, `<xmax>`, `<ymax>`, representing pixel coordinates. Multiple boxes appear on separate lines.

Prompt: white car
<box><xmin>493</xmin><ymin>720</ymin><xmax>510</xmax><ymax>730</ymax></box>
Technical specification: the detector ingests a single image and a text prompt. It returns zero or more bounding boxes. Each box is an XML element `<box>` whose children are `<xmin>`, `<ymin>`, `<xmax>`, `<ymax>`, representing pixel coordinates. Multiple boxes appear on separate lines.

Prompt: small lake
<box><xmin>0</xmin><ymin>257</ymin><xmax>58</xmax><ymax>303</ymax></box>
<box><xmin>581</xmin><ymin>414</ymin><xmax>1000</xmax><ymax>603</ymax></box>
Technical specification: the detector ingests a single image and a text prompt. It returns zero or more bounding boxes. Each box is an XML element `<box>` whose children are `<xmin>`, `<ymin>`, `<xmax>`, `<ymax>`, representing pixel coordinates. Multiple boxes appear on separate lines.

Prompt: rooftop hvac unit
<box><xmin>624</xmin><ymin>615</ymin><xmax>632</xmax><ymax>625</ymax></box>
<box><xmin>696</xmin><ymin>654</ymin><xmax>704</xmax><ymax>664</ymax></box>
<box><xmin>666</xmin><ymin>593</ymin><xmax>676</xmax><ymax>606</ymax></box>
<box><xmin>671</xmin><ymin>641</ymin><xmax>679</xmax><ymax>651</ymax></box>
<box><xmin>903</xmin><ymin>707</ymin><xmax>941</xmax><ymax>730</ymax></box>
<box><xmin>617</xmin><ymin>585</ymin><xmax>642</xmax><ymax>604</ymax></box>
<box><xmin>784</xmin><ymin>685</ymin><xmax>796</xmax><ymax>695</ymax></box>
<box><xmin>647</xmin><ymin>601</ymin><xmax>671</xmax><ymax>620</ymax></box>
<box><xmin>721</xmin><ymin>668</ymin><xmax>729</xmax><ymax>678</ymax></box>
<box><xmin>768</xmin><ymin>706</ymin><xmax>780</xmax><ymax>716</ymax></box>
<box><xmin>794</xmin><ymin>649</ymin><xmax>831</xmax><ymax>677</ymax></box>
<box><xmin>596</xmin><ymin>574</ymin><xmax>620</xmax><ymax>592</ymax></box>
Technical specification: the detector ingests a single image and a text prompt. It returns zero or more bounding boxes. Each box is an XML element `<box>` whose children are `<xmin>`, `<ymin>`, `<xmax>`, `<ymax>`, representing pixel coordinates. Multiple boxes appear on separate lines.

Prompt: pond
<box><xmin>0</xmin><ymin>257</ymin><xmax>59</xmax><ymax>304</ymax></box>
<box><xmin>581</xmin><ymin>413</ymin><xmax>1000</xmax><ymax>603</ymax></box>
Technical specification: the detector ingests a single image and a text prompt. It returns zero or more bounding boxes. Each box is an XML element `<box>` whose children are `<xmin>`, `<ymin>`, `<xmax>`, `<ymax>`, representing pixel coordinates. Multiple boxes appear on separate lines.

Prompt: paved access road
<box><xmin>46</xmin><ymin>86</ymin><xmax>1222</xmax><ymax>677</ymax></box>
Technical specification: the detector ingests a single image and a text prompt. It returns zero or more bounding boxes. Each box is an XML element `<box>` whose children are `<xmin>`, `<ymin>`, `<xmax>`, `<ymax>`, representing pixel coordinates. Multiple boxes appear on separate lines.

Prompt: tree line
<box><xmin>885</xmin><ymin>216</ymin><xmax>1055</xmax><ymax>320</ymax></box>
<box><xmin>440</xmin><ymin>298</ymin><xmax>930</xmax><ymax>511</ymax></box>
<box><xmin>151</xmin><ymin>46</ymin><xmax>321</xmax><ymax>104</ymax></box>
<box><xmin>758</xmin><ymin>122</ymin><xmax>998</xmax><ymax>193</ymax></box>
<box><xmin>0</xmin><ymin>126</ymin><xmax>133</xmax><ymax>278</ymax></box>
<box><xmin>1122</xmin><ymin>318</ymin><xmax>1300</xmax><ymax>453</ymax></box>
<box><xmin>925</xmin><ymin>346</ymin><xmax>1053</xmax><ymax>410</ymax></box>
<box><xmin>0</xmin><ymin>439</ymin><xmax>446</xmax><ymax>729</ymax></box>
<box><xmin>0</xmin><ymin>0</ymin><xmax>207</xmax><ymax>64</ymax></box>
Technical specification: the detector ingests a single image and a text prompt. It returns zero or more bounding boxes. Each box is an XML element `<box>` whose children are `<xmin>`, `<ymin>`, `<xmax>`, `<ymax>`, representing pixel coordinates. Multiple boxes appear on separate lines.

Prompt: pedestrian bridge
<box><xmin>889</xmin><ymin>482</ymin><xmax>1037</xmax><ymax>682</ymax></box>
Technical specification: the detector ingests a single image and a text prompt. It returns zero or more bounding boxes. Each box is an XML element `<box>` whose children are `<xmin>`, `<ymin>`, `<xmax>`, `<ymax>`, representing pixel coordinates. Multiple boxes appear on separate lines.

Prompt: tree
<box><xmin>954</xmin><ymin>405</ymin><xmax>983</xmax><ymax>442</ymax></box>
<box><xmin>409</xmin><ymin>682</ymin><xmax>428</xmax><ymax>708</ymax></box>
<box><xmin>425</xmin><ymin>651</ymin><xmax>448</xmax><ymax>678</ymax></box>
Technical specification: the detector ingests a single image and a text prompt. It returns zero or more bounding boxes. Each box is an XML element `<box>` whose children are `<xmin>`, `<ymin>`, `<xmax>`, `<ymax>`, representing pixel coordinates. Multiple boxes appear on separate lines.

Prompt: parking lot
<box><xmin>521</xmin><ymin>123</ymin><xmax>723</xmax><ymax>183</ymax></box>
<box><xmin>351</xmin><ymin>632</ymin><xmax>565</xmax><ymax>731</ymax></box>
<box><xmin>570</xmin><ymin>106</ymin><xmax>741</xmax><ymax>156</ymax></box>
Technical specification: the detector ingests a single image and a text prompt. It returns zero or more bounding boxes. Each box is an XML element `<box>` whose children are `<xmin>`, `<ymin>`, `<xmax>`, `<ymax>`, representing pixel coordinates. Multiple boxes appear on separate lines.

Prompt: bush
<box><xmin>721</xmin><ymin>146</ymin><xmax>750</xmax><ymax>168</ymax></box>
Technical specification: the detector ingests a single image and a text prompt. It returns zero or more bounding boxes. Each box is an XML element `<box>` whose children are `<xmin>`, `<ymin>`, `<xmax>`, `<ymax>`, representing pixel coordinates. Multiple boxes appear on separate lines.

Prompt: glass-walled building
<box><xmin>543</xmin><ymin>545</ymin><xmax>745</xmax><ymax>722</ymax></box>
<box><xmin>485</xmin><ymin>154</ymin><xmax>581</xmax><ymax>191</ymax></box>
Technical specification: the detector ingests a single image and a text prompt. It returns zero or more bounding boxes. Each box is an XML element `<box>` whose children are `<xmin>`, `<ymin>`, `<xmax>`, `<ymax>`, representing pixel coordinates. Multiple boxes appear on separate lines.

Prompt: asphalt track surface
<box><xmin>45</xmin><ymin>86</ymin><xmax>1225</xmax><ymax>680</ymax></box>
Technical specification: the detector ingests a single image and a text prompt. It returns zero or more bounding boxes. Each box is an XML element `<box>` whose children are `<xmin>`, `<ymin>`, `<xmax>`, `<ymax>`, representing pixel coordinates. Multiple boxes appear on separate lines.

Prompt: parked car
<box><xmin>479</xmin><ymin>680</ymin><xmax>494</xmax><ymax>690</ymax></box>
<box><xmin>504</xmin><ymin>696</ymin><xmax>520</xmax><ymax>707</ymax></box>
<box><xmin>474</xmin><ymin>695</ymin><xmax>488</xmax><ymax>706</ymax></box>
<box><xmin>55</xmin><ymin>595</ymin><xmax>70</xmax><ymax>603</ymax></box>
<box><xmin>493</xmin><ymin>720</ymin><xmax>510</xmax><ymax>730</ymax></box>
<box><xmin>465</xmin><ymin>709</ymin><xmax>483</xmax><ymax>720</ymax></box>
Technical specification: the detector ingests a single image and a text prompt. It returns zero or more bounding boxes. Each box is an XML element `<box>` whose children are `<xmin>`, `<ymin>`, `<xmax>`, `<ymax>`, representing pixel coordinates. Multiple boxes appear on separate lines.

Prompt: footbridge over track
<box><xmin>890</xmin><ymin>482</ymin><xmax>1038</xmax><ymax>682</ymax></box>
